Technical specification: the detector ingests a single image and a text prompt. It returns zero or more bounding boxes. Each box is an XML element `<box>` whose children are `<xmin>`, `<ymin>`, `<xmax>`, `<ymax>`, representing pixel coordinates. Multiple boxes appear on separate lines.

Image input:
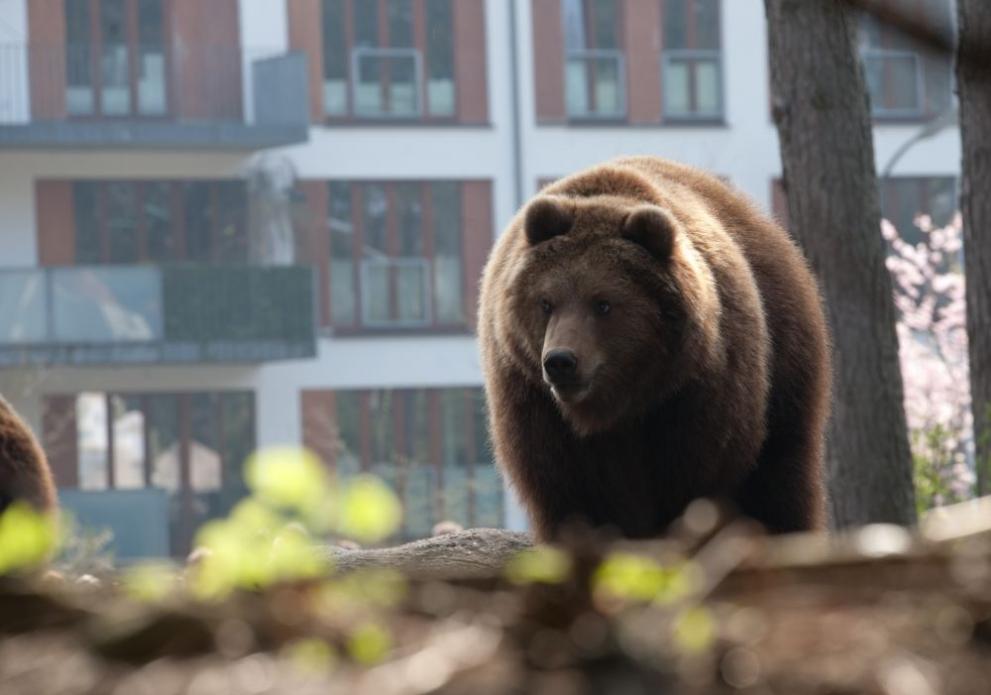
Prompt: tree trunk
<box><xmin>764</xmin><ymin>0</ymin><xmax>916</xmax><ymax>527</ymax></box>
<box><xmin>957</xmin><ymin>0</ymin><xmax>991</xmax><ymax>494</ymax></box>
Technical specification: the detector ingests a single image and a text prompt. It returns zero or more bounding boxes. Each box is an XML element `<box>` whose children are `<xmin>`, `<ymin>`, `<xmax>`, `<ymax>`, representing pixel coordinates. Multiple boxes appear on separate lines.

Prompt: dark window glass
<box><xmin>334</xmin><ymin>391</ymin><xmax>362</xmax><ymax>475</ymax></box>
<box><xmin>362</xmin><ymin>184</ymin><xmax>388</xmax><ymax>255</ymax></box>
<box><xmin>220</xmin><ymin>392</ymin><xmax>253</xmax><ymax>504</ymax></box>
<box><xmin>432</xmin><ymin>182</ymin><xmax>463</xmax><ymax>324</ymax></box>
<box><xmin>664</xmin><ymin>0</ymin><xmax>687</xmax><ymax>49</ymax></box>
<box><xmin>105</xmin><ymin>182</ymin><xmax>138</xmax><ymax>264</ymax></box>
<box><xmin>562</xmin><ymin>0</ymin><xmax>587</xmax><ymax>51</ymax></box>
<box><xmin>183</xmin><ymin>183</ymin><xmax>213</xmax><ymax>262</ymax></box>
<box><xmin>425</xmin><ymin>0</ymin><xmax>454</xmax><ymax>116</ymax></box>
<box><xmin>396</xmin><ymin>183</ymin><xmax>422</xmax><ymax>257</ymax></box>
<box><xmin>353</xmin><ymin>0</ymin><xmax>380</xmax><ymax>48</ymax></box>
<box><xmin>65</xmin><ymin>0</ymin><xmax>95</xmax><ymax>115</ymax></box>
<box><xmin>329</xmin><ymin>182</ymin><xmax>356</xmax><ymax>324</ymax></box>
<box><xmin>322</xmin><ymin>0</ymin><xmax>349</xmax><ymax>116</ymax></box>
<box><xmin>387</xmin><ymin>0</ymin><xmax>414</xmax><ymax>48</ymax></box>
<box><xmin>591</xmin><ymin>0</ymin><xmax>620</xmax><ymax>50</ymax></box>
<box><xmin>143</xmin><ymin>182</ymin><xmax>173</xmax><ymax>262</ymax></box>
<box><xmin>74</xmin><ymin>182</ymin><xmax>101</xmax><ymax>263</ymax></box>
<box><xmin>214</xmin><ymin>182</ymin><xmax>248</xmax><ymax>262</ymax></box>
<box><xmin>322</xmin><ymin>0</ymin><xmax>348</xmax><ymax>79</ymax></box>
<box><xmin>100</xmin><ymin>0</ymin><xmax>130</xmax><ymax>116</ymax></box>
<box><xmin>137</xmin><ymin>0</ymin><xmax>167</xmax><ymax>115</ymax></box>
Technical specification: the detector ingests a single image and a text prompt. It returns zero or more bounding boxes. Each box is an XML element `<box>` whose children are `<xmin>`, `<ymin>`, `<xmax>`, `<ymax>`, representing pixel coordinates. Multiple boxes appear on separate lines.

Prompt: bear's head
<box><xmin>503</xmin><ymin>192</ymin><xmax>721</xmax><ymax>435</ymax></box>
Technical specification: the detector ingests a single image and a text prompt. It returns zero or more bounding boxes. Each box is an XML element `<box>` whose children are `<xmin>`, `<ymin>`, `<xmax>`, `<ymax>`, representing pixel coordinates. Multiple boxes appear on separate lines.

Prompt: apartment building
<box><xmin>0</xmin><ymin>0</ymin><xmax>960</xmax><ymax>558</ymax></box>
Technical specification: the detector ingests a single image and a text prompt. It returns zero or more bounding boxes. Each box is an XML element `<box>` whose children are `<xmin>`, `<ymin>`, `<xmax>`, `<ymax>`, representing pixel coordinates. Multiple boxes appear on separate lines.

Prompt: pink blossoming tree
<box><xmin>884</xmin><ymin>214</ymin><xmax>975</xmax><ymax>511</ymax></box>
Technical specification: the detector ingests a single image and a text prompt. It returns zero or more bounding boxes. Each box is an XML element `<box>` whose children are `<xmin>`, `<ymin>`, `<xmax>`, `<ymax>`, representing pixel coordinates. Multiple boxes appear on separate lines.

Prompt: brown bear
<box><xmin>0</xmin><ymin>396</ymin><xmax>57</xmax><ymax>514</ymax></box>
<box><xmin>479</xmin><ymin>156</ymin><xmax>830</xmax><ymax>540</ymax></box>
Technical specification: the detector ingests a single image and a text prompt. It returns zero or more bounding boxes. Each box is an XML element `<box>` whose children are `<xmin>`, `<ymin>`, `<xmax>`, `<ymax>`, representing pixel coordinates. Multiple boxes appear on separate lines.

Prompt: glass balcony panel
<box><xmin>52</xmin><ymin>267</ymin><xmax>162</xmax><ymax>343</ymax></box>
<box><xmin>0</xmin><ymin>270</ymin><xmax>48</xmax><ymax>343</ymax></box>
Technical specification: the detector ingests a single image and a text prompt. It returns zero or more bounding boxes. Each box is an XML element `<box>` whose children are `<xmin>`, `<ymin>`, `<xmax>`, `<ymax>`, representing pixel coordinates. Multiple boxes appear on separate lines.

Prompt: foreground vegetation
<box><xmin>2</xmin><ymin>449</ymin><xmax>991</xmax><ymax>693</ymax></box>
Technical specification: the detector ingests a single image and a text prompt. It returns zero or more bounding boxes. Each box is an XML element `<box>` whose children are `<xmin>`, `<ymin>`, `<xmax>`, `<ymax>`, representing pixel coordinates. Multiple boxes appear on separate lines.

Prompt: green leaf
<box><xmin>122</xmin><ymin>561</ymin><xmax>178</xmax><ymax>602</ymax></box>
<box><xmin>347</xmin><ymin>622</ymin><xmax>392</xmax><ymax>665</ymax></box>
<box><xmin>673</xmin><ymin>606</ymin><xmax>715</xmax><ymax>653</ymax></box>
<box><xmin>339</xmin><ymin>475</ymin><xmax>402</xmax><ymax>544</ymax></box>
<box><xmin>244</xmin><ymin>447</ymin><xmax>329</xmax><ymax>514</ymax></box>
<box><xmin>505</xmin><ymin>546</ymin><xmax>572</xmax><ymax>585</ymax></box>
<box><xmin>0</xmin><ymin>501</ymin><xmax>57</xmax><ymax>575</ymax></box>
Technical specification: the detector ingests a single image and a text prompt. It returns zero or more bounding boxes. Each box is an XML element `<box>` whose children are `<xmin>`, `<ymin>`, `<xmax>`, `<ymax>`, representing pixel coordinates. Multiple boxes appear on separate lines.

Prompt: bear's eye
<box><xmin>596</xmin><ymin>300</ymin><xmax>611</xmax><ymax>316</ymax></box>
<box><xmin>540</xmin><ymin>299</ymin><xmax>553</xmax><ymax>315</ymax></box>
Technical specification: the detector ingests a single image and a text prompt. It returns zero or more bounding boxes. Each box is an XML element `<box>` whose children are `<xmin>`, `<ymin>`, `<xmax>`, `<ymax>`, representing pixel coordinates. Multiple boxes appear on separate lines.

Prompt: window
<box><xmin>51</xmin><ymin>390</ymin><xmax>254</xmax><ymax>556</ymax></box>
<box><xmin>308</xmin><ymin>387</ymin><xmax>502</xmax><ymax>539</ymax></box>
<box><xmin>64</xmin><ymin>0</ymin><xmax>168</xmax><ymax>117</ymax></box>
<box><xmin>563</xmin><ymin>0</ymin><xmax>625</xmax><ymax>119</ymax></box>
<box><xmin>662</xmin><ymin>0</ymin><xmax>722</xmax><ymax>120</ymax></box>
<box><xmin>71</xmin><ymin>180</ymin><xmax>250</xmax><ymax>265</ymax></box>
<box><xmin>880</xmin><ymin>177</ymin><xmax>957</xmax><ymax>244</ymax></box>
<box><xmin>859</xmin><ymin>1</ymin><xmax>953</xmax><ymax>119</ymax></box>
<box><xmin>327</xmin><ymin>181</ymin><xmax>467</xmax><ymax>330</ymax></box>
<box><xmin>771</xmin><ymin>176</ymin><xmax>957</xmax><ymax>245</ymax></box>
<box><xmin>320</xmin><ymin>0</ymin><xmax>455</xmax><ymax>119</ymax></box>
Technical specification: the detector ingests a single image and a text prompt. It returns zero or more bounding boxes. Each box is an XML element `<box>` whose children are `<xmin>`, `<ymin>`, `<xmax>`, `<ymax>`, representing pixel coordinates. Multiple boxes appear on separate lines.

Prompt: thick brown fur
<box><xmin>0</xmin><ymin>396</ymin><xmax>57</xmax><ymax>514</ymax></box>
<box><xmin>479</xmin><ymin>156</ymin><xmax>831</xmax><ymax>540</ymax></box>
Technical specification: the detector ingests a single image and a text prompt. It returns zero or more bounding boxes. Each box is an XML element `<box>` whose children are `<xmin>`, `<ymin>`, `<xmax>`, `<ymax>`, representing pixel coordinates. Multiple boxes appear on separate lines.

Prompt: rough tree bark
<box><xmin>764</xmin><ymin>0</ymin><xmax>916</xmax><ymax>527</ymax></box>
<box><xmin>957</xmin><ymin>1</ymin><xmax>991</xmax><ymax>494</ymax></box>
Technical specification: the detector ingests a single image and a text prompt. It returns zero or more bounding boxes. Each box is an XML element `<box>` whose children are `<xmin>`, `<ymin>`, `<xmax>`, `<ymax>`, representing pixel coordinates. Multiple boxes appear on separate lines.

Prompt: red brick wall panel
<box><xmin>287</xmin><ymin>0</ymin><xmax>325</xmax><ymax>122</ymax></box>
<box><xmin>461</xmin><ymin>181</ymin><xmax>493</xmax><ymax>331</ymax></box>
<box><xmin>35</xmin><ymin>180</ymin><xmax>75</xmax><ymax>266</ymax></box>
<box><xmin>27</xmin><ymin>0</ymin><xmax>67</xmax><ymax>120</ymax></box>
<box><xmin>532</xmin><ymin>0</ymin><xmax>565</xmax><ymax>122</ymax></box>
<box><xmin>453</xmin><ymin>0</ymin><xmax>489</xmax><ymax>123</ymax></box>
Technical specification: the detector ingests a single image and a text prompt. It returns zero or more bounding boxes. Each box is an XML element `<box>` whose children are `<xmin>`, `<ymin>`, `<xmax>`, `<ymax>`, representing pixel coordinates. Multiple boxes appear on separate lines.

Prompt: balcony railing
<box><xmin>0</xmin><ymin>43</ymin><xmax>309</xmax><ymax>148</ymax></box>
<box><xmin>565</xmin><ymin>49</ymin><xmax>626</xmax><ymax>120</ymax></box>
<box><xmin>862</xmin><ymin>49</ymin><xmax>924</xmax><ymax>118</ymax></box>
<box><xmin>0</xmin><ymin>264</ymin><xmax>316</xmax><ymax>366</ymax></box>
<box><xmin>661</xmin><ymin>49</ymin><xmax>723</xmax><ymax>120</ymax></box>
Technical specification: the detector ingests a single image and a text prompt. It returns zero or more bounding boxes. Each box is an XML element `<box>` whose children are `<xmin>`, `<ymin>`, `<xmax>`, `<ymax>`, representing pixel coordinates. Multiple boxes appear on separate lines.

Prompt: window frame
<box><xmin>68</xmin><ymin>179</ymin><xmax>251</xmax><ymax>266</ymax></box>
<box><xmin>318</xmin><ymin>387</ymin><xmax>502</xmax><ymax>538</ymax></box>
<box><xmin>563</xmin><ymin>0</ymin><xmax>628</xmax><ymax>121</ymax></box>
<box><xmin>660</xmin><ymin>0</ymin><xmax>725</xmax><ymax>123</ymax></box>
<box><xmin>319</xmin><ymin>0</ymin><xmax>459</xmax><ymax>123</ymax></box>
<box><xmin>326</xmin><ymin>180</ymin><xmax>470</xmax><ymax>335</ymax></box>
<box><xmin>63</xmin><ymin>0</ymin><xmax>173</xmax><ymax>120</ymax></box>
<box><xmin>52</xmin><ymin>390</ymin><xmax>256</xmax><ymax>556</ymax></box>
<box><xmin>858</xmin><ymin>1</ymin><xmax>955</xmax><ymax>122</ymax></box>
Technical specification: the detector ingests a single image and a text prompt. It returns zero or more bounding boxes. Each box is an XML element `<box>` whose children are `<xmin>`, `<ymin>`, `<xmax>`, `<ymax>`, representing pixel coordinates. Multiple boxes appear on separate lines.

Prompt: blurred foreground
<box><xmin>4</xmin><ymin>493</ymin><xmax>991</xmax><ymax>694</ymax></box>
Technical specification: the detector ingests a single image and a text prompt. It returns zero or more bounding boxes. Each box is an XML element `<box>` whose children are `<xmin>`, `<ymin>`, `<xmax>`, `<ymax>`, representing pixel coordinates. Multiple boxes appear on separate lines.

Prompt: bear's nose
<box><xmin>543</xmin><ymin>349</ymin><xmax>578</xmax><ymax>384</ymax></box>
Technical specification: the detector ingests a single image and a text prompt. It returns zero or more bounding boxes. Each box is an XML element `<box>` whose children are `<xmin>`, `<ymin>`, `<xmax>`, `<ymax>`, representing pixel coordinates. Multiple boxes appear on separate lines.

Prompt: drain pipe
<box><xmin>508</xmin><ymin>0</ymin><xmax>525</xmax><ymax>209</ymax></box>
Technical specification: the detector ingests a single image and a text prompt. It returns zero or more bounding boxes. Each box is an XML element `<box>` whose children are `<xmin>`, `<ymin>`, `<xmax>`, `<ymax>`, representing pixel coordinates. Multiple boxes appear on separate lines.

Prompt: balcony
<box><xmin>0</xmin><ymin>44</ymin><xmax>310</xmax><ymax>150</ymax></box>
<box><xmin>0</xmin><ymin>264</ymin><xmax>316</xmax><ymax>366</ymax></box>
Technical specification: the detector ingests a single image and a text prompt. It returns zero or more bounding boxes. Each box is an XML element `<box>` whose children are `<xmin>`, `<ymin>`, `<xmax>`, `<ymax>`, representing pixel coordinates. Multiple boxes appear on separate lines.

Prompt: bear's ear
<box><xmin>524</xmin><ymin>197</ymin><xmax>573</xmax><ymax>245</ymax></box>
<box><xmin>622</xmin><ymin>206</ymin><xmax>676</xmax><ymax>261</ymax></box>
